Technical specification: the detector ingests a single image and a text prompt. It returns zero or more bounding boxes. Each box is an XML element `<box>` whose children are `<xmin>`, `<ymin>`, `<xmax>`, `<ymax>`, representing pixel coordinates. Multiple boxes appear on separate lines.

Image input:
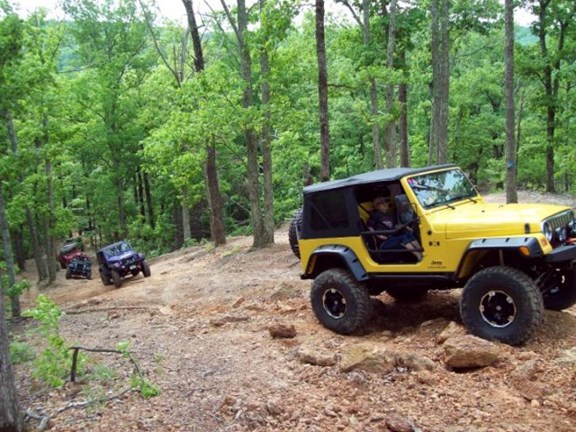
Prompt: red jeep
<box><xmin>57</xmin><ymin>244</ymin><xmax>83</xmax><ymax>269</ymax></box>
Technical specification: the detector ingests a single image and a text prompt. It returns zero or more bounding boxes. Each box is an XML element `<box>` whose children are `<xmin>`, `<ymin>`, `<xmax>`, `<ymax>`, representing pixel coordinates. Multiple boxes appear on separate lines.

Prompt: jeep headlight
<box><xmin>569</xmin><ymin>219</ymin><xmax>576</xmax><ymax>237</ymax></box>
<box><xmin>542</xmin><ymin>222</ymin><xmax>553</xmax><ymax>242</ymax></box>
<box><xmin>556</xmin><ymin>226</ymin><xmax>567</xmax><ymax>243</ymax></box>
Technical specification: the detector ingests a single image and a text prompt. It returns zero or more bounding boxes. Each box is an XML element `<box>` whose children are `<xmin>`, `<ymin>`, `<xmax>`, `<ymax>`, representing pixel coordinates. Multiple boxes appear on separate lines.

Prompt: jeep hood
<box><xmin>108</xmin><ymin>251</ymin><xmax>138</xmax><ymax>264</ymax></box>
<box><xmin>426</xmin><ymin>203</ymin><xmax>571</xmax><ymax>239</ymax></box>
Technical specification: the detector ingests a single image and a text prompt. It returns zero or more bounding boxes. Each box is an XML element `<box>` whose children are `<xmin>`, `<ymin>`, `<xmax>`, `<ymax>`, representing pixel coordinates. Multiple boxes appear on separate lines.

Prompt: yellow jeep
<box><xmin>293</xmin><ymin>164</ymin><xmax>576</xmax><ymax>345</ymax></box>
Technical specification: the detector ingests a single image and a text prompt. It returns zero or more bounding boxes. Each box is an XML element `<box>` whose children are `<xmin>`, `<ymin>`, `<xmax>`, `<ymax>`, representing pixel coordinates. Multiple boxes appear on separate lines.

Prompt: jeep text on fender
<box><xmin>295</xmin><ymin>164</ymin><xmax>576</xmax><ymax>345</ymax></box>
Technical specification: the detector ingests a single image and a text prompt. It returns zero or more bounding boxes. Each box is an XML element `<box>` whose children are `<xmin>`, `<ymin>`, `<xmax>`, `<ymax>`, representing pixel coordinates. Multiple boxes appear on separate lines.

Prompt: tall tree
<box><xmin>504</xmin><ymin>0</ymin><xmax>517</xmax><ymax>203</ymax></box>
<box><xmin>3</xmin><ymin>110</ymin><xmax>48</xmax><ymax>281</ymax></box>
<box><xmin>258</xmin><ymin>0</ymin><xmax>274</xmax><ymax>244</ymax></box>
<box><xmin>0</xmin><ymin>195</ymin><xmax>23</xmax><ymax>428</ymax></box>
<box><xmin>0</xmin><ymin>6</ymin><xmax>24</xmax><ymax>421</ymax></box>
<box><xmin>181</xmin><ymin>0</ymin><xmax>226</xmax><ymax>246</ymax></box>
<box><xmin>529</xmin><ymin>0</ymin><xmax>575</xmax><ymax>192</ymax></box>
<box><xmin>429</xmin><ymin>0</ymin><xmax>449</xmax><ymax>164</ymax></box>
<box><xmin>384</xmin><ymin>0</ymin><xmax>398</xmax><ymax>167</ymax></box>
<box><xmin>220</xmin><ymin>0</ymin><xmax>273</xmax><ymax>247</ymax></box>
<box><xmin>316</xmin><ymin>0</ymin><xmax>331</xmax><ymax>181</ymax></box>
<box><xmin>62</xmin><ymin>0</ymin><xmax>154</xmax><ymax>240</ymax></box>
<box><xmin>339</xmin><ymin>0</ymin><xmax>384</xmax><ymax>169</ymax></box>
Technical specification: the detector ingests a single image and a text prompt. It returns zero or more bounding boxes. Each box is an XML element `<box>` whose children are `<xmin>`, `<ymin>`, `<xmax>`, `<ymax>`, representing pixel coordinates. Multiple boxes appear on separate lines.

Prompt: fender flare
<box><xmin>456</xmin><ymin>237</ymin><xmax>542</xmax><ymax>279</ymax></box>
<box><xmin>306</xmin><ymin>244</ymin><xmax>369</xmax><ymax>281</ymax></box>
<box><xmin>465</xmin><ymin>237</ymin><xmax>542</xmax><ymax>256</ymax></box>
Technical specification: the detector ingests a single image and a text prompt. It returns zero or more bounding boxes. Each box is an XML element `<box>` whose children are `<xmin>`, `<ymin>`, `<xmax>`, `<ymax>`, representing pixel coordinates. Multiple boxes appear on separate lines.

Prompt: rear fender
<box><xmin>303</xmin><ymin>244</ymin><xmax>368</xmax><ymax>281</ymax></box>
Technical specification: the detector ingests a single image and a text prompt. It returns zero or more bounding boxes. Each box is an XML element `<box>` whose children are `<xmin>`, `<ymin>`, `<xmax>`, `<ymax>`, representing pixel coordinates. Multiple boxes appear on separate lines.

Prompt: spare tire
<box><xmin>288</xmin><ymin>208</ymin><xmax>303</xmax><ymax>259</ymax></box>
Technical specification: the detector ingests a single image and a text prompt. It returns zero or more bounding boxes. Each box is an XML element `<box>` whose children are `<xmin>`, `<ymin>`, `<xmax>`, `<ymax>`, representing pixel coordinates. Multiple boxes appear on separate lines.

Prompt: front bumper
<box><xmin>545</xmin><ymin>244</ymin><xmax>576</xmax><ymax>263</ymax></box>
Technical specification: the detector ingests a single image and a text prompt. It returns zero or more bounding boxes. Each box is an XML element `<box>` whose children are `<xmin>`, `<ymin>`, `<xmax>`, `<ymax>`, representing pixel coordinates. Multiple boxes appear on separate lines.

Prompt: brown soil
<box><xmin>12</xmin><ymin>191</ymin><xmax>576</xmax><ymax>432</ymax></box>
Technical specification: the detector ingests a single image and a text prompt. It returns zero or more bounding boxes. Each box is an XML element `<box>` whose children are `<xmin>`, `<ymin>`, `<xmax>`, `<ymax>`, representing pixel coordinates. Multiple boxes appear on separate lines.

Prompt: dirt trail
<box><xmin>13</xmin><ymin>192</ymin><xmax>576</xmax><ymax>432</ymax></box>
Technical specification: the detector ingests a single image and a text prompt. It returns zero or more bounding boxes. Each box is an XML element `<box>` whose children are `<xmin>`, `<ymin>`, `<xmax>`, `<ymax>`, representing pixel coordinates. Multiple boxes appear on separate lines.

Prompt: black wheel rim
<box><xmin>479</xmin><ymin>290</ymin><xmax>516</xmax><ymax>328</ymax></box>
<box><xmin>322</xmin><ymin>288</ymin><xmax>347</xmax><ymax>319</ymax></box>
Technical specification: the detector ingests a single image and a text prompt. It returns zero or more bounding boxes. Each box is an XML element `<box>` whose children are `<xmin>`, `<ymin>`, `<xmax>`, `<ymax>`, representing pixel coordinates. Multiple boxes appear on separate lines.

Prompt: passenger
<box><xmin>367</xmin><ymin>196</ymin><xmax>422</xmax><ymax>260</ymax></box>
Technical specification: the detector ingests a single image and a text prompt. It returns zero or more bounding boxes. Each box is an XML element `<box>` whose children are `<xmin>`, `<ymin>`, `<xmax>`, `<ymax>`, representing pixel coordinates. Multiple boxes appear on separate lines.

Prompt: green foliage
<box><xmin>2</xmin><ymin>0</ymin><xmax>576</xmax><ymax>259</ymax></box>
<box><xmin>22</xmin><ymin>295</ymin><xmax>81</xmax><ymax>387</ymax></box>
<box><xmin>6</xmin><ymin>278</ymin><xmax>30</xmax><ymax>298</ymax></box>
<box><xmin>9</xmin><ymin>339</ymin><xmax>36</xmax><ymax>364</ymax></box>
<box><xmin>130</xmin><ymin>374</ymin><xmax>160</xmax><ymax>399</ymax></box>
<box><xmin>116</xmin><ymin>341</ymin><xmax>160</xmax><ymax>398</ymax></box>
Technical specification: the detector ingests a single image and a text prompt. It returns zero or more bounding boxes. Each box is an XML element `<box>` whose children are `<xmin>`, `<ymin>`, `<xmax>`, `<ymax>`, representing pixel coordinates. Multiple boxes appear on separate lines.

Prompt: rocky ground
<box><xmin>10</xmin><ymin>191</ymin><xmax>576</xmax><ymax>432</ymax></box>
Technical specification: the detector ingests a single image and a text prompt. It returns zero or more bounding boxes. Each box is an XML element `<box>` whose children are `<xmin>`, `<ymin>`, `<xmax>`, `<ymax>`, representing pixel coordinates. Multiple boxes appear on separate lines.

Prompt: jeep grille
<box><xmin>542</xmin><ymin>210</ymin><xmax>575</xmax><ymax>247</ymax></box>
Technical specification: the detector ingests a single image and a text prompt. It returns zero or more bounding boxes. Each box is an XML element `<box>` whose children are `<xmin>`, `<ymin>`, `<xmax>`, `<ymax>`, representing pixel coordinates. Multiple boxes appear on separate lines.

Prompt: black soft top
<box><xmin>302</xmin><ymin>164</ymin><xmax>456</xmax><ymax>195</ymax></box>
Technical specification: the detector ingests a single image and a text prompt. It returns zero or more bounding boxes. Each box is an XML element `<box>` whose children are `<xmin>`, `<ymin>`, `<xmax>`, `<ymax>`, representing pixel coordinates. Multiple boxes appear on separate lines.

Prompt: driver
<box><xmin>367</xmin><ymin>197</ymin><xmax>422</xmax><ymax>260</ymax></box>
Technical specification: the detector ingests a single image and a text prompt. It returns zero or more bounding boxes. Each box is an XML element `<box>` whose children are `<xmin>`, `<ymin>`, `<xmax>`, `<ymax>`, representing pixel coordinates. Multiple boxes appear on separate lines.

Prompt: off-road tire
<box><xmin>541</xmin><ymin>268</ymin><xmax>576</xmax><ymax>311</ymax></box>
<box><xmin>460</xmin><ymin>266</ymin><xmax>543</xmax><ymax>346</ymax></box>
<box><xmin>87</xmin><ymin>271</ymin><xmax>92</xmax><ymax>280</ymax></box>
<box><xmin>100</xmin><ymin>269</ymin><xmax>110</xmax><ymax>286</ymax></box>
<box><xmin>65</xmin><ymin>269</ymin><xmax>71</xmax><ymax>279</ymax></box>
<box><xmin>112</xmin><ymin>270</ymin><xmax>122</xmax><ymax>288</ymax></box>
<box><xmin>288</xmin><ymin>208</ymin><xmax>302</xmax><ymax>259</ymax></box>
<box><xmin>142</xmin><ymin>261</ymin><xmax>151</xmax><ymax>277</ymax></box>
<box><xmin>386</xmin><ymin>286</ymin><xmax>429</xmax><ymax>303</ymax></box>
<box><xmin>310</xmin><ymin>268</ymin><xmax>372</xmax><ymax>335</ymax></box>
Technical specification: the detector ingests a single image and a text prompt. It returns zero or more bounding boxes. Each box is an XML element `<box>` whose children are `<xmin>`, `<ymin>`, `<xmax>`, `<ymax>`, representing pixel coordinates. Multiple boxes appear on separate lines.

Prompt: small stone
<box><xmin>268</xmin><ymin>324</ymin><xmax>297</xmax><ymax>339</ymax></box>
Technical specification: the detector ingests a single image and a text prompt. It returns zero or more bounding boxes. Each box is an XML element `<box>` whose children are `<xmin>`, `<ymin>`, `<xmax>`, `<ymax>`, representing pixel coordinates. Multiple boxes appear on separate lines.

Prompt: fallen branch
<box><xmin>69</xmin><ymin>346</ymin><xmax>141</xmax><ymax>382</ymax></box>
<box><xmin>25</xmin><ymin>408</ymin><xmax>50</xmax><ymax>431</ymax></box>
<box><xmin>64</xmin><ymin>306</ymin><xmax>152</xmax><ymax>315</ymax></box>
<box><xmin>53</xmin><ymin>387</ymin><xmax>134</xmax><ymax>415</ymax></box>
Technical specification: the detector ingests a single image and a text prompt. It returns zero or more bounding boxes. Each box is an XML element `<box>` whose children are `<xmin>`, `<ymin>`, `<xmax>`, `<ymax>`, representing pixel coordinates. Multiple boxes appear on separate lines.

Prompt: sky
<box><xmin>15</xmin><ymin>0</ymin><xmax>536</xmax><ymax>27</ymax></box>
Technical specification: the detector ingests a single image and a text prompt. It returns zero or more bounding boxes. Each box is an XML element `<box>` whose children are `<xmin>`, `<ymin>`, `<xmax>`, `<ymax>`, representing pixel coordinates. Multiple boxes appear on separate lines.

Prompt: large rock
<box><xmin>297</xmin><ymin>345</ymin><xmax>337</xmax><ymax>366</ymax></box>
<box><xmin>436</xmin><ymin>321</ymin><xmax>467</xmax><ymax>344</ymax></box>
<box><xmin>442</xmin><ymin>335</ymin><xmax>501</xmax><ymax>368</ymax></box>
<box><xmin>339</xmin><ymin>343</ymin><xmax>435</xmax><ymax>373</ymax></box>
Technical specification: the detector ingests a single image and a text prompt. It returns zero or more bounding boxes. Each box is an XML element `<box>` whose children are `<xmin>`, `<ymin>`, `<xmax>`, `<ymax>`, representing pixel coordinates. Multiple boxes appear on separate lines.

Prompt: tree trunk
<box><xmin>136</xmin><ymin>169</ymin><xmax>145</xmax><ymax>218</ymax></box>
<box><xmin>384</xmin><ymin>0</ymin><xmax>398</xmax><ymax>168</ymax></box>
<box><xmin>172</xmin><ymin>201</ymin><xmax>184</xmax><ymax>250</ymax></box>
<box><xmin>205</xmin><ymin>144</ymin><xmax>226</xmax><ymax>245</ymax></box>
<box><xmin>183</xmin><ymin>0</ymin><xmax>226</xmax><ymax>246</ymax></box>
<box><xmin>429</xmin><ymin>0</ymin><xmax>450</xmax><ymax>165</ymax></box>
<box><xmin>0</xmin><ymin>190</ymin><xmax>21</xmax><ymax>319</ymax></box>
<box><xmin>41</xmin><ymin>113</ymin><xmax>57</xmax><ymax>284</ymax></box>
<box><xmin>398</xmin><ymin>79</ymin><xmax>410</xmax><ymax>167</ymax></box>
<box><xmin>504</xmin><ymin>0</ymin><xmax>518</xmax><ymax>203</ymax></box>
<box><xmin>260</xmin><ymin>0</ymin><xmax>274</xmax><ymax>244</ymax></box>
<box><xmin>536</xmin><ymin>1</ymin><xmax>554</xmax><ymax>192</ymax></box>
<box><xmin>316</xmin><ymin>0</ymin><xmax>331</xmax><ymax>181</ymax></box>
<box><xmin>232</xmin><ymin>0</ymin><xmax>266</xmax><ymax>247</ymax></box>
<box><xmin>44</xmin><ymin>158</ymin><xmax>57</xmax><ymax>284</ymax></box>
<box><xmin>360</xmin><ymin>0</ymin><xmax>383</xmax><ymax>170</ymax></box>
<box><xmin>143</xmin><ymin>171</ymin><xmax>154</xmax><ymax>229</ymax></box>
<box><xmin>3</xmin><ymin>110</ymin><xmax>46</xmax><ymax>279</ymax></box>
<box><xmin>182</xmin><ymin>204</ymin><xmax>191</xmax><ymax>241</ymax></box>
<box><xmin>0</xmin><ymin>237</ymin><xmax>23</xmax><ymax>431</ymax></box>
<box><xmin>10</xmin><ymin>227</ymin><xmax>26</xmax><ymax>271</ymax></box>
<box><xmin>26</xmin><ymin>208</ymin><xmax>48</xmax><ymax>282</ymax></box>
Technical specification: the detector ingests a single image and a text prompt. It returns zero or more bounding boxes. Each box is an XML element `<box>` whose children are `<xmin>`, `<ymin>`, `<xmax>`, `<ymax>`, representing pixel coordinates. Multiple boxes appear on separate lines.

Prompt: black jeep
<box><xmin>96</xmin><ymin>240</ymin><xmax>151</xmax><ymax>288</ymax></box>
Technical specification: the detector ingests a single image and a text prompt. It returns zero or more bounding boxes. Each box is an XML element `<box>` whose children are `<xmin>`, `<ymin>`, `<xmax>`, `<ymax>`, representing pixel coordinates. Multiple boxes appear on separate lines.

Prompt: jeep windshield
<box><xmin>407</xmin><ymin>168</ymin><xmax>478</xmax><ymax>210</ymax></box>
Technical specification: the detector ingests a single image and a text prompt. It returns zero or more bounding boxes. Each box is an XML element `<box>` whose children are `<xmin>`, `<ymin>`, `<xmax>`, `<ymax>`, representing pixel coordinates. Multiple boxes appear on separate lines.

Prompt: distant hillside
<box><xmin>516</xmin><ymin>25</ymin><xmax>537</xmax><ymax>46</ymax></box>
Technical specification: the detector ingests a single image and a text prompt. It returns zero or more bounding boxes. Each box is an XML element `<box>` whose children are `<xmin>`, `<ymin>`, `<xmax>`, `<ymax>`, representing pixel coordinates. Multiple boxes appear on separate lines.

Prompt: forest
<box><xmin>0</xmin><ymin>0</ymin><xmax>575</xmax><ymax>285</ymax></box>
<box><xmin>0</xmin><ymin>0</ymin><xmax>575</xmax><ymax>429</ymax></box>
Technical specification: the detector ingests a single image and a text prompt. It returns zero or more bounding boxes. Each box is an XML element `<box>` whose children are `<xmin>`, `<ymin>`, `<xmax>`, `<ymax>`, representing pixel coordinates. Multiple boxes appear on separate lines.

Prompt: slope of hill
<box><xmin>12</xmin><ymin>191</ymin><xmax>576</xmax><ymax>432</ymax></box>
